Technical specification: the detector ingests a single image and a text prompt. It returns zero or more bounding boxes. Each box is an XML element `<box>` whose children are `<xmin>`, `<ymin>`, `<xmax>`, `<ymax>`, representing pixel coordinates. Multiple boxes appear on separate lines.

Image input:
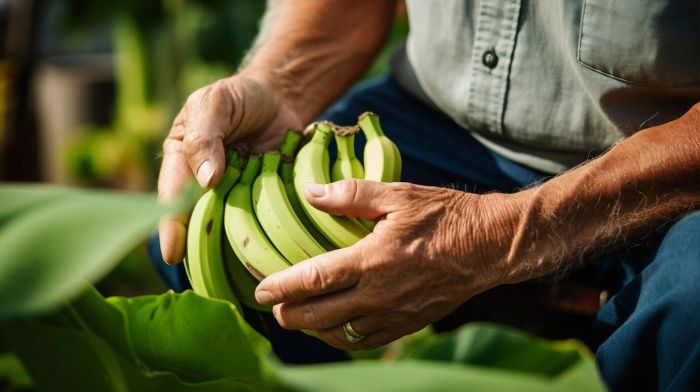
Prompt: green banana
<box><xmin>224</xmin><ymin>155</ymin><xmax>291</xmax><ymax>280</ymax></box>
<box><xmin>331</xmin><ymin>125</ymin><xmax>364</xmax><ymax>182</ymax></box>
<box><xmin>279</xmin><ymin>129</ymin><xmax>337</xmax><ymax>252</ymax></box>
<box><xmin>184</xmin><ymin>151</ymin><xmax>246</xmax><ymax>308</ymax></box>
<box><xmin>358</xmin><ymin>111</ymin><xmax>402</xmax><ymax>182</ymax></box>
<box><xmin>221</xmin><ymin>236</ymin><xmax>272</xmax><ymax>312</ymax></box>
<box><xmin>253</xmin><ymin>152</ymin><xmax>327</xmax><ymax>263</ymax></box>
<box><xmin>330</xmin><ymin>125</ymin><xmax>374</xmax><ymax>230</ymax></box>
<box><xmin>293</xmin><ymin>122</ymin><xmax>370</xmax><ymax>248</ymax></box>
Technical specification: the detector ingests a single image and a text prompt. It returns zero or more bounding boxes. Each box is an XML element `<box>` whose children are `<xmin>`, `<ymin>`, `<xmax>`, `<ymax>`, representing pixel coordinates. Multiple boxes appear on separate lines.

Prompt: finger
<box><xmin>158</xmin><ymin>219</ymin><xmax>187</xmax><ymax>265</ymax></box>
<box><xmin>157</xmin><ymin>135</ymin><xmax>192</xmax><ymax>264</ymax></box>
<box><xmin>273</xmin><ymin>289</ymin><xmax>362</xmax><ymax>330</ymax></box>
<box><xmin>181</xmin><ymin>89</ymin><xmax>231</xmax><ymax>188</ymax></box>
<box><xmin>255</xmin><ymin>246</ymin><xmax>363</xmax><ymax>305</ymax></box>
<box><xmin>303</xmin><ymin>179</ymin><xmax>403</xmax><ymax>220</ymax></box>
<box><xmin>316</xmin><ymin>324</ymin><xmax>397</xmax><ymax>351</ymax></box>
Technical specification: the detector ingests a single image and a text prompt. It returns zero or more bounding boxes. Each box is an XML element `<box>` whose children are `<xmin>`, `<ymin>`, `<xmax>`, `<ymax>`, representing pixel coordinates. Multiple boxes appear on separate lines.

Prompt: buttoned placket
<box><xmin>465</xmin><ymin>0</ymin><xmax>522</xmax><ymax>136</ymax></box>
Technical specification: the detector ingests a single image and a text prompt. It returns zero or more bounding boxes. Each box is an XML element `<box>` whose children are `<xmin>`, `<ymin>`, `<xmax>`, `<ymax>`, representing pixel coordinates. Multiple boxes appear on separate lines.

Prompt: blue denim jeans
<box><xmin>151</xmin><ymin>76</ymin><xmax>700</xmax><ymax>390</ymax></box>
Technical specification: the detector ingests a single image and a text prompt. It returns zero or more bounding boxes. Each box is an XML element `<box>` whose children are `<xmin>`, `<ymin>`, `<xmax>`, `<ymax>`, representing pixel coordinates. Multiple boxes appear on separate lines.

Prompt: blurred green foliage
<box><xmin>58</xmin><ymin>0</ymin><xmax>266</xmax><ymax>190</ymax></box>
<box><xmin>58</xmin><ymin>0</ymin><xmax>406</xmax><ymax>191</ymax></box>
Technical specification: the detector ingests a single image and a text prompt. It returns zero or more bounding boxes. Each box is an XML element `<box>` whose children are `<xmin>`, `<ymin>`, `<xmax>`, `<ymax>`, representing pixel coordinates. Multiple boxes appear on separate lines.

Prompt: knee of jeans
<box><xmin>656</xmin><ymin>210</ymin><xmax>700</xmax><ymax>321</ymax></box>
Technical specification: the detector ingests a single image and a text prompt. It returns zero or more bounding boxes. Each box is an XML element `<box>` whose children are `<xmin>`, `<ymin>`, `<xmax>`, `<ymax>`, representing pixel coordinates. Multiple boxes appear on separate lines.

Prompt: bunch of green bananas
<box><xmin>184</xmin><ymin>112</ymin><xmax>401</xmax><ymax>312</ymax></box>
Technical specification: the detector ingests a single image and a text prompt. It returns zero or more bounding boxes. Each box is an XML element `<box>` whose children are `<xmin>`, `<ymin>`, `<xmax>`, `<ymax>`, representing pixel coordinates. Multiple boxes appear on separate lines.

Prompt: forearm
<box><xmin>241</xmin><ymin>0</ymin><xmax>396</xmax><ymax>124</ymax></box>
<box><xmin>504</xmin><ymin>103</ymin><xmax>700</xmax><ymax>282</ymax></box>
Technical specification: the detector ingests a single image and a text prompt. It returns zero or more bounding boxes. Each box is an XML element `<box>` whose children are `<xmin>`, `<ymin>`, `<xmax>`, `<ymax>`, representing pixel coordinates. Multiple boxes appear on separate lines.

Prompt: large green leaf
<box><xmin>277</xmin><ymin>323</ymin><xmax>605</xmax><ymax>392</ymax></box>
<box><xmin>108</xmin><ymin>290</ymin><xmax>272</xmax><ymax>383</ymax></box>
<box><xmin>0</xmin><ymin>184</ymin><xmax>189</xmax><ymax>321</ymax></box>
<box><xmin>276</xmin><ymin>360</ymin><xmax>593</xmax><ymax>392</ymax></box>
<box><xmin>399</xmin><ymin>322</ymin><xmax>606</xmax><ymax>391</ymax></box>
<box><xmin>2</xmin><ymin>287</ymin><xmax>274</xmax><ymax>391</ymax></box>
<box><xmin>3</xmin><ymin>319</ymin><xmax>129</xmax><ymax>392</ymax></box>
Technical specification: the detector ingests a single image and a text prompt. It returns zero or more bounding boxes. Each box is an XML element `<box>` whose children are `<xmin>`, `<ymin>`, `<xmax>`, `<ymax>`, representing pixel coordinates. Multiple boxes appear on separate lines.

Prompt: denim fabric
<box><xmin>594</xmin><ymin>211</ymin><xmax>700</xmax><ymax>391</ymax></box>
<box><xmin>151</xmin><ymin>76</ymin><xmax>700</xmax><ymax>389</ymax></box>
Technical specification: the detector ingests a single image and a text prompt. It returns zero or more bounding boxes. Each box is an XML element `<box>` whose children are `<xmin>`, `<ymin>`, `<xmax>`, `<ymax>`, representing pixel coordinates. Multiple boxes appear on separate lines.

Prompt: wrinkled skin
<box><xmin>255</xmin><ymin>179</ymin><xmax>522</xmax><ymax>350</ymax></box>
<box><xmin>157</xmin><ymin>73</ymin><xmax>303</xmax><ymax>264</ymax></box>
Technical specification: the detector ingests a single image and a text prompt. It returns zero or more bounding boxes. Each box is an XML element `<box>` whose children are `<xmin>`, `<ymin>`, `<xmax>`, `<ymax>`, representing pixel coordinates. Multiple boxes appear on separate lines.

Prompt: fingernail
<box><xmin>196</xmin><ymin>160</ymin><xmax>214</xmax><ymax>187</ymax></box>
<box><xmin>305</xmin><ymin>183</ymin><xmax>326</xmax><ymax>198</ymax></box>
<box><xmin>255</xmin><ymin>289</ymin><xmax>274</xmax><ymax>304</ymax></box>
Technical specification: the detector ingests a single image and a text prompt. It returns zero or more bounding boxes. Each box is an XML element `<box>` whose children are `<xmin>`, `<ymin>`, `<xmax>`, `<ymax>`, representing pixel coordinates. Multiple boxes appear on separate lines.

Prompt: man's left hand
<box><xmin>254</xmin><ymin>179</ymin><xmax>524</xmax><ymax>350</ymax></box>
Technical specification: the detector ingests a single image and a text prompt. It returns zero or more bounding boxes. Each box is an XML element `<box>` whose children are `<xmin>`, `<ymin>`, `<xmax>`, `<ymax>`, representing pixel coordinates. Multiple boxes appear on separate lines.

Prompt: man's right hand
<box><xmin>157</xmin><ymin>72</ymin><xmax>303</xmax><ymax>264</ymax></box>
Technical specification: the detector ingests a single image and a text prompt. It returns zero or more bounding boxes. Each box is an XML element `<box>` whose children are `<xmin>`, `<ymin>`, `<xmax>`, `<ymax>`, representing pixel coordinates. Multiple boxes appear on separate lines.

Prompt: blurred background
<box><xmin>0</xmin><ymin>0</ymin><xmax>408</xmax><ymax>295</ymax></box>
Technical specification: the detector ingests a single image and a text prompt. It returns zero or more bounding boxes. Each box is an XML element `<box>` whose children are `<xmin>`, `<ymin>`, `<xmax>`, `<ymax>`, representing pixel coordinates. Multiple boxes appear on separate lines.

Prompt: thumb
<box><xmin>304</xmin><ymin>179</ymin><xmax>398</xmax><ymax>220</ymax></box>
<box><xmin>182</xmin><ymin>130</ymin><xmax>226</xmax><ymax>189</ymax></box>
<box><xmin>181</xmin><ymin>92</ymin><xmax>230</xmax><ymax>188</ymax></box>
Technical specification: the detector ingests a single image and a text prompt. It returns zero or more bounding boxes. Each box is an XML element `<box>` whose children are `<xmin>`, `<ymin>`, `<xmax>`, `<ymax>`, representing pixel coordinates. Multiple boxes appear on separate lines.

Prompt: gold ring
<box><xmin>343</xmin><ymin>321</ymin><xmax>364</xmax><ymax>343</ymax></box>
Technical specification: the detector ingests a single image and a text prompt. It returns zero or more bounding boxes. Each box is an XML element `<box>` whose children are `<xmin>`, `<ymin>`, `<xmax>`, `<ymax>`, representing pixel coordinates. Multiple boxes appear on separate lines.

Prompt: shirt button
<box><xmin>482</xmin><ymin>49</ymin><xmax>498</xmax><ymax>69</ymax></box>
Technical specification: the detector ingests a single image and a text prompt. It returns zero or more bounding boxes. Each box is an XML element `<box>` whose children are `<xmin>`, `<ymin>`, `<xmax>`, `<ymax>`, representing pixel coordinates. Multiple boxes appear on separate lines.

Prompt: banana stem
<box><xmin>213</xmin><ymin>150</ymin><xmax>243</xmax><ymax>195</ymax></box>
<box><xmin>225</xmin><ymin>150</ymin><xmax>237</xmax><ymax>166</ymax></box>
<box><xmin>312</xmin><ymin>122</ymin><xmax>334</xmax><ymax>146</ymax></box>
<box><xmin>335</xmin><ymin>132</ymin><xmax>358</xmax><ymax>160</ymax></box>
<box><xmin>280</xmin><ymin>161</ymin><xmax>294</xmax><ymax>184</ymax></box>
<box><xmin>239</xmin><ymin>155</ymin><xmax>262</xmax><ymax>185</ymax></box>
<box><xmin>231</xmin><ymin>153</ymin><xmax>247</xmax><ymax>171</ymax></box>
<box><xmin>261</xmin><ymin>152</ymin><xmax>282</xmax><ymax>173</ymax></box>
<box><xmin>280</xmin><ymin>129</ymin><xmax>303</xmax><ymax>159</ymax></box>
<box><xmin>358</xmin><ymin>111</ymin><xmax>385</xmax><ymax>139</ymax></box>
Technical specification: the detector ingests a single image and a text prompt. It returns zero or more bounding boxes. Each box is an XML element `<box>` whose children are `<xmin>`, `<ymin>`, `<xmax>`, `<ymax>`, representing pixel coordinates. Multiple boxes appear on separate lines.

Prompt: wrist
<box><xmin>476</xmin><ymin>190</ymin><xmax>537</xmax><ymax>285</ymax></box>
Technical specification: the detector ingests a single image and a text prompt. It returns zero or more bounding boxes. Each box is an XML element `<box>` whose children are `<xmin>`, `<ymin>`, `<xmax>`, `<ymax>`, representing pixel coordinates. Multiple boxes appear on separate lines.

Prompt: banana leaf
<box><xmin>1</xmin><ymin>287</ymin><xmax>274</xmax><ymax>391</ymax></box>
<box><xmin>0</xmin><ymin>183</ymin><xmax>192</xmax><ymax>321</ymax></box>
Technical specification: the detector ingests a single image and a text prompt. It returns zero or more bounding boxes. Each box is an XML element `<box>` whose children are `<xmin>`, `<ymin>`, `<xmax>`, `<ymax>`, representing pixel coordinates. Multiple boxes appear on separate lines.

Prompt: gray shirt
<box><xmin>392</xmin><ymin>0</ymin><xmax>700</xmax><ymax>173</ymax></box>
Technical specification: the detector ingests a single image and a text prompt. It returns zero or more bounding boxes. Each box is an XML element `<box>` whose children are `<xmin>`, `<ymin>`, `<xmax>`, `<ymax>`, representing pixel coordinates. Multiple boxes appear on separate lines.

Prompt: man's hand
<box><xmin>157</xmin><ymin>0</ymin><xmax>396</xmax><ymax>264</ymax></box>
<box><xmin>254</xmin><ymin>179</ymin><xmax>523</xmax><ymax>350</ymax></box>
<box><xmin>158</xmin><ymin>73</ymin><xmax>303</xmax><ymax>264</ymax></box>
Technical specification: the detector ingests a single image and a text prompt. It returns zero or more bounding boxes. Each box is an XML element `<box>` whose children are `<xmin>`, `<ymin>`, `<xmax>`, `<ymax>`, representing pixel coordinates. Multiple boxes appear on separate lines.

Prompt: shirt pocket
<box><xmin>577</xmin><ymin>0</ymin><xmax>700</xmax><ymax>87</ymax></box>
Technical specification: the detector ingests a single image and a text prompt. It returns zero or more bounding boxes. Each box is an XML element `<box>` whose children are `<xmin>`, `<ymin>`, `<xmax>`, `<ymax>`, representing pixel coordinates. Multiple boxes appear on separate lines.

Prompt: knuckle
<box><xmin>389</xmin><ymin>182</ymin><xmax>415</xmax><ymax>192</ymax></box>
<box><xmin>388</xmin><ymin>182</ymin><xmax>416</xmax><ymax>204</ymax></box>
<box><xmin>182</xmin><ymin>131</ymin><xmax>218</xmax><ymax>153</ymax></box>
<box><xmin>271</xmin><ymin>278</ymin><xmax>291</xmax><ymax>302</ymax></box>
<box><xmin>302</xmin><ymin>305</ymin><xmax>326</xmax><ymax>329</ymax></box>
<box><xmin>300</xmin><ymin>263</ymin><xmax>327</xmax><ymax>292</ymax></box>
<box><xmin>334</xmin><ymin>179</ymin><xmax>360</xmax><ymax>206</ymax></box>
<box><xmin>162</xmin><ymin>138</ymin><xmax>181</xmax><ymax>154</ymax></box>
<box><xmin>187</xmin><ymin>81</ymin><xmax>231</xmax><ymax>109</ymax></box>
<box><xmin>186</xmin><ymin>85</ymin><xmax>209</xmax><ymax>105</ymax></box>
